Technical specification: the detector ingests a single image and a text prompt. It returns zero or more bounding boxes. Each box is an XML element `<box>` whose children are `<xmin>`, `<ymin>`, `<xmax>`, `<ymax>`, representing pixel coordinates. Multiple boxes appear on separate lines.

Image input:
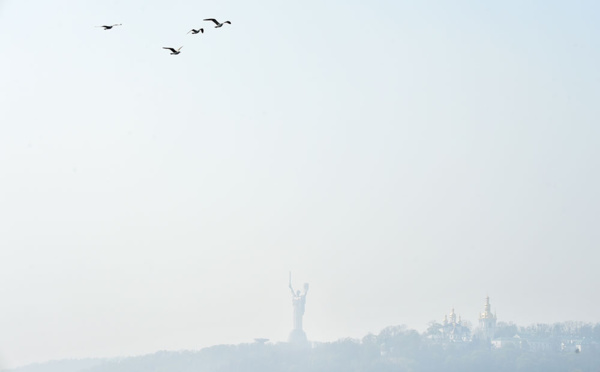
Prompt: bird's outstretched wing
<box><xmin>163</xmin><ymin>47</ymin><xmax>177</xmax><ymax>53</ymax></box>
<box><xmin>187</xmin><ymin>29</ymin><xmax>194</xmax><ymax>34</ymax></box>
<box><xmin>203</xmin><ymin>18</ymin><xmax>219</xmax><ymax>25</ymax></box>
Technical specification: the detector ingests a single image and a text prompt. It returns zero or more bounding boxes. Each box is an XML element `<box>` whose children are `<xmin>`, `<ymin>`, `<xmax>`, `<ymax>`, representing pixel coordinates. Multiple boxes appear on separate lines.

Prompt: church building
<box><xmin>441</xmin><ymin>308</ymin><xmax>471</xmax><ymax>342</ymax></box>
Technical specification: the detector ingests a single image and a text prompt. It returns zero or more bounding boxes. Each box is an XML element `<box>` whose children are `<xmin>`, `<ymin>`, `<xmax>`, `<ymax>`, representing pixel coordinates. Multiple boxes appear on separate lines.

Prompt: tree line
<box><xmin>8</xmin><ymin>322</ymin><xmax>600</xmax><ymax>372</ymax></box>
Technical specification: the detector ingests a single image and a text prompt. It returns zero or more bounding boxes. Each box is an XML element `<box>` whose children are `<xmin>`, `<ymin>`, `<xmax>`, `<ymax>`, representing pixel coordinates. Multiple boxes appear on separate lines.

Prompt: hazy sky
<box><xmin>1</xmin><ymin>0</ymin><xmax>599</xmax><ymax>369</ymax></box>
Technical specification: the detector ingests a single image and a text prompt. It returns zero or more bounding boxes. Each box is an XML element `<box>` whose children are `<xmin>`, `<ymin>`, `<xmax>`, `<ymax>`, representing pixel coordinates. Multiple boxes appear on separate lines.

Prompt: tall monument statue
<box><xmin>288</xmin><ymin>272</ymin><xmax>309</xmax><ymax>344</ymax></box>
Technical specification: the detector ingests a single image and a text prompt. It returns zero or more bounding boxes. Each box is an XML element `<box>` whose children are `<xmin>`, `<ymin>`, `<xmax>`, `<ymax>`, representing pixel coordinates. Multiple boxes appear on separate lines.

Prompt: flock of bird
<box><xmin>96</xmin><ymin>18</ymin><xmax>232</xmax><ymax>56</ymax></box>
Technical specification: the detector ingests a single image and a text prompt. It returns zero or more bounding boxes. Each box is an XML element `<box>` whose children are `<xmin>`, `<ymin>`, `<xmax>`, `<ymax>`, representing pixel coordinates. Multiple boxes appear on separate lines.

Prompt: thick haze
<box><xmin>1</xmin><ymin>0</ymin><xmax>599</xmax><ymax>369</ymax></box>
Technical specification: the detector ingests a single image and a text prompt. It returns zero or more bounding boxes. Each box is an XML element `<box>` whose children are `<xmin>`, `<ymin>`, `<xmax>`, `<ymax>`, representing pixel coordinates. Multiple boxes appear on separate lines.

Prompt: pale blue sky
<box><xmin>1</xmin><ymin>0</ymin><xmax>599</xmax><ymax>368</ymax></box>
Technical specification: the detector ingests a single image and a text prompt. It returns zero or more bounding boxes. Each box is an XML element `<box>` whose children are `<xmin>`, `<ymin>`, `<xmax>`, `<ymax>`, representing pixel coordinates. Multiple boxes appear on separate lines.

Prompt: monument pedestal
<box><xmin>288</xmin><ymin>329</ymin><xmax>308</xmax><ymax>344</ymax></box>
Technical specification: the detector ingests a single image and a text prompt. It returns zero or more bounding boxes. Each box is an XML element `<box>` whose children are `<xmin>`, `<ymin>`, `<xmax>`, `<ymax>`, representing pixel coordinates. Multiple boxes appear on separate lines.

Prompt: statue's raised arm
<box><xmin>289</xmin><ymin>272</ymin><xmax>296</xmax><ymax>296</ymax></box>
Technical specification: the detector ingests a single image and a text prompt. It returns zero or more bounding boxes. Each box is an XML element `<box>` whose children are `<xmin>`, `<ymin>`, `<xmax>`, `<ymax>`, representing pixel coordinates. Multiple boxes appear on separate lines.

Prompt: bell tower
<box><xmin>478</xmin><ymin>296</ymin><xmax>497</xmax><ymax>342</ymax></box>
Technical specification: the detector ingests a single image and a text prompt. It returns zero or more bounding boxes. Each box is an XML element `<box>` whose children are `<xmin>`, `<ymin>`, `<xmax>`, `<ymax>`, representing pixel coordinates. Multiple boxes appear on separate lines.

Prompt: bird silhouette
<box><xmin>203</xmin><ymin>18</ymin><xmax>231</xmax><ymax>28</ymax></box>
<box><xmin>163</xmin><ymin>46</ymin><xmax>183</xmax><ymax>55</ymax></box>
<box><xmin>187</xmin><ymin>28</ymin><xmax>204</xmax><ymax>34</ymax></box>
<box><xmin>97</xmin><ymin>24</ymin><xmax>122</xmax><ymax>30</ymax></box>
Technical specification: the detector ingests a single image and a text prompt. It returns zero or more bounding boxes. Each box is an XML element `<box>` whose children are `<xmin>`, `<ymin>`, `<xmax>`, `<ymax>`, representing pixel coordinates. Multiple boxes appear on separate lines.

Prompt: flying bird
<box><xmin>187</xmin><ymin>28</ymin><xmax>204</xmax><ymax>34</ymax></box>
<box><xmin>97</xmin><ymin>24</ymin><xmax>122</xmax><ymax>30</ymax></box>
<box><xmin>203</xmin><ymin>18</ymin><xmax>231</xmax><ymax>28</ymax></box>
<box><xmin>163</xmin><ymin>46</ymin><xmax>183</xmax><ymax>55</ymax></box>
